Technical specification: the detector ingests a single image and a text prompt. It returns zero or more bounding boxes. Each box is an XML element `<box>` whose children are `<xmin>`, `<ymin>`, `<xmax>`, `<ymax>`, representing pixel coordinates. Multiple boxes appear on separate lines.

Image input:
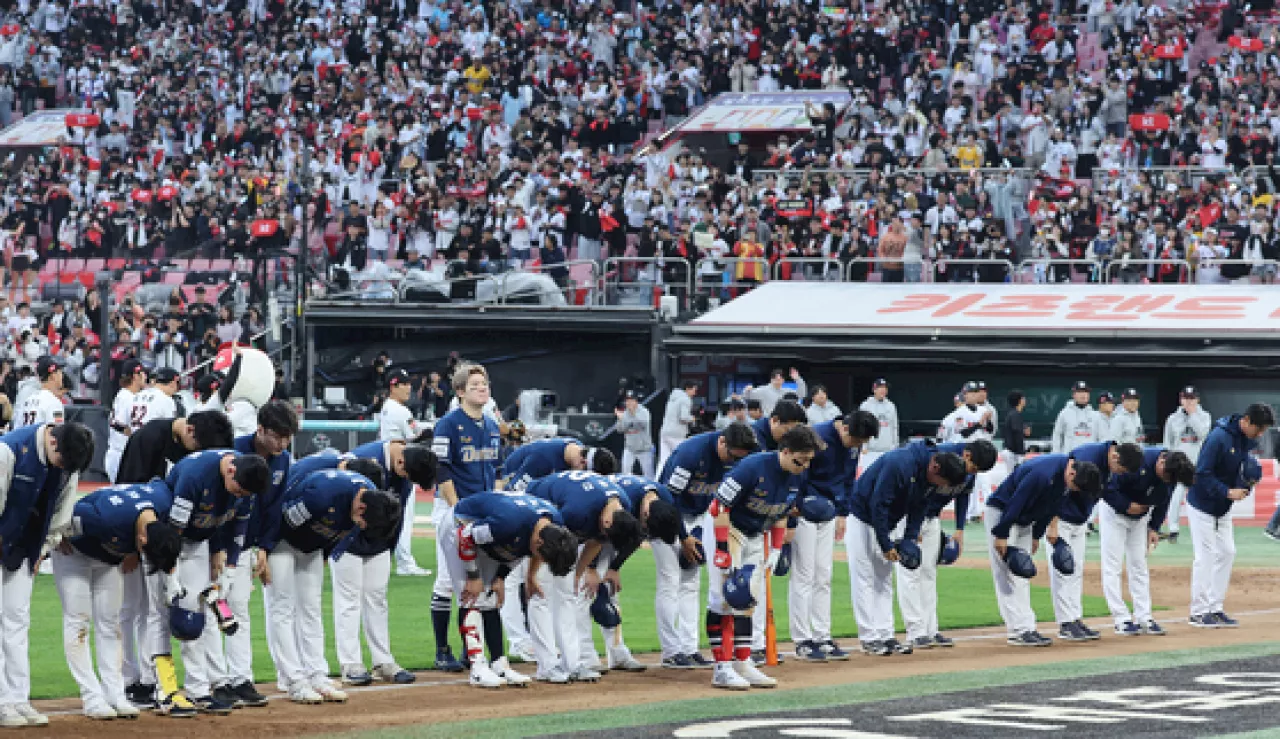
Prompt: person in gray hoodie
<box><xmin>1052</xmin><ymin>381</ymin><xmax>1106</xmax><ymax>454</ymax></box>
<box><xmin>1162</xmin><ymin>386</ymin><xmax>1213</xmax><ymax>542</ymax></box>
<box><xmin>1108</xmin><ymin>388</ymin><xmax>1145</xmax><ymax>445</ymax></box>
<box><xmin>745</xmin><ymin>368</ymin><xmax>806</xmax><ymax>418</ymax></box>
<box><xmin>858</xmin><ymin>379</ymin><xmax>899</xmax><ymax>454</ymax></box>
<box><xmin>659</xmin><ymin>380</ymin><xmax>698</xmax><ymax>471</ymax></box>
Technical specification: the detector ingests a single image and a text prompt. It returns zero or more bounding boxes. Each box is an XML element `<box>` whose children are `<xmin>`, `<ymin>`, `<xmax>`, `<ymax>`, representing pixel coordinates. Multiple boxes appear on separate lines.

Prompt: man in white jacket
<box><xmin>805</xmin><ymin>384</ymin><xmax>842</xmax><ymax>425</ymax></box>
<box><xmin>1052</xmin><ymin>381</ymin><xmax>1105</xmax><ymax>454</ymax></box>
<box><xmin>658</xmin><ymin>380</ymin><xmax>698</xmax><ymax>472</ymax></box>
<box><xmin>1162</xmin><ymin>386</ymin><xmax>1212</xmax><ymax>543</ymax></box>
<box><xmin>858</xmin><ymin>379</ymin><xmax>899</xmax><ymax>459</ymax></box>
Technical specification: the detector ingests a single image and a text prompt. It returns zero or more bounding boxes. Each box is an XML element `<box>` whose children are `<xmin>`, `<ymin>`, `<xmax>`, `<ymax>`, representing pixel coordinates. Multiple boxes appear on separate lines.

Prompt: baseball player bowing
<box><xmin>1187</xmin><ymin>404</ymin><xmax>1274</xmax><ymax>629</ymax></box>
<box><xmin>1100</xmin><ymin>447</ymin><xmax>1195</xmax><ymax>636</ymax></box>
<box><xmin>984</xmin><ymin>454</ymin><xmax>1102</xmax><ymax>647</ymax></box>
<box><xmin>526</xmin><ymin>471</ymin><xmax>645</xmax><ymax>681</ymax></box>
<box><xmin>1051</xmin><ymin>441</ymin><xmax>1144</xmax><ymax>642</ymax></box>
<box><xmin>749</xmin><ymin>400</ymin><xmax>808</xmax><ymax>452</ymax></box>
<box><xmin>335</xmin><ymin>440</ymin><xmax>439</xmax><ymax>686</ymax></box>
<box><xmin>790</xmin><ymin>411</ymin><xmax>879</xmax><ymax>663</ymax></box>
<box><xmin>0</xmin><ymin>422</ymin><xmax>93</xmax><ymax>728</ymax></box>
<box><xmin>430</xmin><ymin>362</ymin><xmax>501</xmax><ymax>673</ymax></box>
<box><xmin>159</xmin><ymin>450</ymin><xmax>270</xmax><ymax>715</ymax></box>
<box><xmin>262</xmin><ymin>467</ymin><xmax>401</xmax><ymax>704</ymax></box>
<box><xmin>502</xmin><ymin>437</ymin><xmax>618</xmax><ymax>491</ymax></box>
<box><xmin>443</xmin><ymin>491</ymin><xmax>579</xmax><ymax>688</ymax></box>
<box><xmin>708</xmin><ymin>426</ymin><xmax>820</xmax><ymax>690</ymax></box>
<box><xmin>846</xmin><ymin>442</ymin><xmax>968</xmax><ymax>657</ymax></box>
<box><xmin>654</xmin><ymin>422</ymin><xmax>758</xmax><ymax>669</ymax></box>
<box><xmin>897</xmin><ymin>440</ymin><xmax>999</xmax><ymax>651</ymax></box>
<box><xmin>53</xmin><ymin>480</ymin><xmax>182</xmax><ymax>720</ymax></box>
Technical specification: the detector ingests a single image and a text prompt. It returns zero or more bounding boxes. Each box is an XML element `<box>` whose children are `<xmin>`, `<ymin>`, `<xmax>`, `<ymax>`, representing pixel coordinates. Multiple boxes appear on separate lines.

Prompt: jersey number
<box><xmin>130</xmin><ymin>405</ymin><xmax>147</xmax><ymax>430</ymax></box>
<box><xmin>20</xmin><ymin>412</ymin><xmax>35</xmax><ymax>427</ymax></box>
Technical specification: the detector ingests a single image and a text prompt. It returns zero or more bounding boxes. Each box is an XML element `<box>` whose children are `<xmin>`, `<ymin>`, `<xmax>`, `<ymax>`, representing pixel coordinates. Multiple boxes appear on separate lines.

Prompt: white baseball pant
<box><xmin>437</xmin><ymin>510</ymin><xmax>501</xmax><ymax>605</ymax></box>
<box><xmin>575</xmin><ymin>543</ymin><xmax>632</xmax><ymax>665</ymax></box>
<box><xmin>1098</xmin><ymin>504</ymin><xmax>1153</xmax><ymax>627</ymax></box>
<box><xmin>1167</xmin><ymin>483</ymin><xmax>1187</xmax><ymax>534</ymax></box>
<box><xmin>0</xmin><ymin>564</ymin><xmax>35</xmax><ymax>706</ymax></box>
<box><xmin>431</xmin><ymin>501</ymin><xmax>455</xmax><ymax>612</ymax></box>
<box><xmin>500</xmin><ymin>559</ymin><xmax>532</xmax><ymax>651</ymax></box>
<box><xmin>208</xmin><ymin>550</ymin><xmax>253</xmax><ymax>688</ymax></box>
<box><xmin>846</xmin><ymin>517</ymin><xmax>895</xmax><ymax>642</ymax></box>
<box><xmin>330</xmin><ymin>550</ymin><xmax>396</xmax><ymax>671</ymax></box>
<box><xmin>266</xmin><ymin>541</ymin><xmax>329</xmax><ymax>688</ymax></box>
<box><xmin>52</xmin><ymin>549</ymin><xmax>126</xmax><ymax>709</ymax></box>
<box><xmin>119</xmin><ymin>567</ymin><xmax>153</xmax><ymax>687</ymax></box>
<box><xmin>652</xmin><ymin>512</ymin><xmax>713</xmax><ymax>658</ymax></box>
<box><xmin>707</xmin><ymin>531</ymin><xmax>763</xmax><ymax>616</ymax></box>
<box><xmin>175</xmin><ymin>539</ymin><xmax>219</xmax><ymax>698</ymax></box>
<box><xmin>1046</xmin><ymin>520</ymin><xmax>1088</xmax><ymax>624</ymax></box>
<box><xmin>984</xmin><ymin>505</ymin><xmax>1037</xmax><ymax>637</ymax></box>
<box><xmin>620</xmin><ymin>449</ymin><xmax>655</xmax><ymax>478</ymax></box>
<box><xmin>657</xmin><ymin>436</ymin><xmax>684</xmax><ymax>475</ymax></box>
<box><xmin>895</xmin><ymin>516</ymin><xmax>942</xmax><ymax>642</ymax></box>
<box><xmin>1188</xmin><ymin>506</ymin><xmax>1235</xmax><ymax>618</ymax></box>
<box><xmin>526</xmin><ymin>565</ymin><xmax>581</xmax><ymax>673</ymax></box>
<box><xmin>394</xmin><ymin>487</ymin><xmax>422</xmax><ymax>573</ymax></box>
<box><xmin>788</xmin><ymin>518</ymin><xmax>836</xmax><ymax>645</ymax></box>
<box><xmin>104</xmin><ymin>448</ymin><xmax>123</xmax><ymax>484</ymax></box>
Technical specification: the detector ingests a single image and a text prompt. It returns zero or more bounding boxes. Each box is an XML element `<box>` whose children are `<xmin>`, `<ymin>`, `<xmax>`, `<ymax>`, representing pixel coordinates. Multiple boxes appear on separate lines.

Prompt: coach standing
<box><xmin>615</xmin><ymin>391</ymin><xmax>655</xmax><ymax>478</ymax></box>
<box><xmin>1162</xmin><ymin>387</ymin><xmax>1212</xmax><ymax>544</ymax></box>
<box><xmin>659</xmin><ymin>380</ymin><xmax>698</xmax><ymax>472</ymax></box>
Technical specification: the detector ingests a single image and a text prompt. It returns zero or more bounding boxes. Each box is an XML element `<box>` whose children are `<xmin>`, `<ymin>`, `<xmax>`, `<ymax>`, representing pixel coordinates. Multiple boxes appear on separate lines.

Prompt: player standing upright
<box><xmin>130</xmin><ymin>369</ymin><xmax>181</xmax><ymax>430</ymax></box>
<box><xmin>654</xmin><ymin>423</ymin><xmax>758</xmax><ymax>669</ymax></box>
<box><xmin>1162</xmin><ymin>387</ymin><xmax>1212</xmax><ymax>543</ymax></box>
<box><xmin>1052</xmin><ymin>381</ymin><xmax>1104</xmax><ymax>454</ymax></box>
<box><xmin>13</xmin><ymin>356</ymin><xmax>66</xmax><ymax>429</ymax></box>
<box><xmin>431</xmin><ymin>363</ymin><xmax>502</xmax><ymax>673</ymax></box>
<box><xmin>859</xmin><ymin>379</ymin><xmax>898</xmax><ymax>463</ymax></box>
<box><xmin>105</xmin><ymin>360</ymin><xmax>147</xmax><ymax>482</ymax></box>
<box><xmin>379</xmin><ymin>368</ymin><xmax>430</xmax><ymax>577</ymax></box>
<box><xmin>938</xmin><ymin>383</ymin><xmax>994</xmax><ymax>444</ymax></box>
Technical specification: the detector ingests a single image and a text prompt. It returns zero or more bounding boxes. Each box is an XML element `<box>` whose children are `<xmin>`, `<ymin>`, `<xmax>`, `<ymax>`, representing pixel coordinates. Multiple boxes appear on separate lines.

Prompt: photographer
<box><xmin>153</xmin><ymin>315</ymin><xmax>189</xmax><ymax>372</ymax></box>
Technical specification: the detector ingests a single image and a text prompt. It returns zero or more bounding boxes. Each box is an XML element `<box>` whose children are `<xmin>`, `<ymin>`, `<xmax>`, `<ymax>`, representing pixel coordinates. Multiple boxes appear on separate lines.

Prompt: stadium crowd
<box><xmin>0</xmin><ymin>0</ymin><xmax>1275</xmax><ymax>302</ymax></box>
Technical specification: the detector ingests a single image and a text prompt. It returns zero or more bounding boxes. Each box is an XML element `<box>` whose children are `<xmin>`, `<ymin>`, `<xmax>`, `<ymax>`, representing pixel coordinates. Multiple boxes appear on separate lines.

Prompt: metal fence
<box><xmin>601</xmin><ymin>257</ymin><xmax>693</xmax><ymax>310</ymax></box>
<box><xmin>1091</xmin><ymin>166</ymin><xmax>1234</xmax><ymax>195</ymax></box>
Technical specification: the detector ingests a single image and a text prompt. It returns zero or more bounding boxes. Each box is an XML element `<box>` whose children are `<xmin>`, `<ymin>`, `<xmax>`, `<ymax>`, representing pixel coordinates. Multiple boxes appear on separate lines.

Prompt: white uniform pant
<box><xmin>1046</xmin><ymin>520</ymin><xmax>1088</xmax><ymax>624</ymax></box>
<box><xmin>788</xmin><ymin>518</ymin><xmax>835</xmax><ymax>644</ymax></box>
<box><xmin>846</xmin><ymin>518</ymin><xmax>895</xmax><ymax>642</ymax></box>
<box><xmin>1098</xmin><ymin>504</ymin><xmax>1153</xmax><ymax>626</ymax></box>
<box><xmin>394</xmin><ymin>490</ymin><xmax>420</xmax><ymax>573</ymax></box>
<box><xmin>105</xmin><ymin>448</ymin><xmax>123</xmax><ymax>483</ymax></box>
<box><xmin>575</xmin><ymin>544</ymin><xmax>627</xmax><ymax>661</ymax></box>
<box><xmin>330</xmin><ymin>550</ymin><xmax>395</xmax><ymax>670</ymax></box>
<box><xmin>0</xmin><ymin>565</ymin><xmax>35</xmax><ymax>705</ymax></box>
<box><xmin>620</xmin><ymin>449</ymin><xmax>655</xmax><ymax>478</ymax></box>
<box><xmin>175</xmin><ymin>539</ymin><xmax>219</xmax><ymax>697</ymax></box>
<box><xmin>437</xmin><ymin>510</ymin><xmax>501</xmax><ymax>606</ymax></box>
<box><xmin>896</xmin><ymin>517</ymin><xmax>942</xmax><ymax>641</ymax></box>
<box><xmin>209</xmin><ymin>550</ymin><xmax>253</xmax><ymax>687</ymax></box>
<box><xmin>266</xmin><ymin>541</ymin><xmax>328</xmax><ymax>687</ymax></box>
<box><xmin>526</xmin><ymin>565</ymin><xmax>581</xmax><ymax>672</ymax></box>
<box><xmin>431</xmin><ymin>501</ymin><xmax>455</xmax><ymax>606</ymax></box>
<box><xmin>1167</xmin><ymin>483</ymin><xmax>1188</xmax><ymax>533</ymax></box>
<box><xmin>652</xmin><ymin>512</ymin><xmax>713</xmax><ymax>657</ymax></box>
<box><xmin>707</xmin><ymin>531</ymin><xmax>763</xmax><ymax>616</ymax></box>
<box><xmin>500</xmin><ymin>559</ymin><xmax>532</xmax><ymax>648</ymax></box>
<box><xmin>120</xmin><ymin>566</ymin><xmax>154</xmax><ymax>686</ymax></box>
<box><xmin>1188</xmin><ymin>506</ymin><xmax>1235</xmax><ymax>617</ymax></box>
<box><xmin>984</xmin><ymin>506</ymin><xmax>1037</xmax><ymax>636</ymax></box>
<box><xmin>657</xmin><ymin>436</ymin><xmax>685</xmax><ymax>475</ymax></box>
<box><xmin>52</xmin><ymin>550</ymin><xmax>125</xmax><ymax>708</ymax></box>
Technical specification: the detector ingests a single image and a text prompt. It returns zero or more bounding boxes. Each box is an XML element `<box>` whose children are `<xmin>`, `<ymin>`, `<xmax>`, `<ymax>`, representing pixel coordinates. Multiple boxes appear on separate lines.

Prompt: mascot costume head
<box><xmin>212</xmin><ymin>346</ymin><xmax>275</xmax><ymax>436</ymax></box>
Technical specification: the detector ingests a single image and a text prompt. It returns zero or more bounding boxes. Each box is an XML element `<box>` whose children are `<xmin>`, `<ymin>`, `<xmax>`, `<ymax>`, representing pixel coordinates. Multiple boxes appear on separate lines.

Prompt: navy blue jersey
<box><xmin>70</xmin><ymin>480</ymin><xmax>174</xmax><ymax>565</ymax></box>
<box><xmin>848</xmin><ymin>442</ymin><xmax>933</xmax><ymax>553</ymax></box>
<box><xmin>1189</xmin><ymin>415</ymin><xmax>1263</xmax><ymax>518</ymax></box>
<box><xmin>610</xmin><ymin>474</ymin><xmax>687</xmax><ymax>539</ymax></box>
<box><xmin>1062</xmin><ymin>442</ymin><xmax>1115</xmax><ymax>524</ymax></box>
<box><xmin>1105</xmin><ymin>447</ymin><xmax>1174</xmax><ymax>531</ymax></box>
<box><xmin>501</xmin><ymin>438</ymin><xmax>579</xmax><ymax>490</ymax></box>
<box><xmin>715</xmin><ymin>452</ymin><xmax>803</xmax><ymax>537</ymax></box>
<box><xmin>455</xmin><ymin>491</ymin><xmax>565</xmax><ymax>563</ymax></box>
<box><xmin>658</xmin><ymin>431</ymin><xmax>731</xmax><ymax>517</ymax></box>
<box><xmin>988</xmin><ymin>454</ymin><xmax>1072</xmax><ymax>540</ymax></box>
<box><xmin>433</xmin><ymin>407</ymin><xmax>501</xmax><ymax>499</ymax></box>
<box><xmin>750</xmin><ymin>417</ymin><xmax>778</xmax><ymax>452</ymax></box>
<box><xmin>932</xmin><ymin>442</ymin><xmax>973</xmax><ymax>527</ymax></box>
<box><xmin>279</xmin><ymin>469</ymin><xmax>375</xmax><ymax>556</ymax></box>
<box><xmin>166</xmin><ymin>450</ymin><xmax>251</xmax><ymax>561</ymax></box>
<box><xmin>526</xmin><ymin>471</ymin><xmax>630</xmax><ymax>541</ymax></box>
<box><xmin>235</xmin><ymin>433</ymin><xmax>292</xmax><ymax>551</ymax></box>
<box><xmin>808</xmin><ymin>421</ymin><xmax>860</xmax><ymax>516</ymax></box>
<box><xmin>348</xmin><ymin>440</ymin><xmax>414</xmax><ymax>557</ymax></box>
<box><xmin>283</xmin><ymin>450</ymin><xmax>347</xmax><ymax>495</ymax></box>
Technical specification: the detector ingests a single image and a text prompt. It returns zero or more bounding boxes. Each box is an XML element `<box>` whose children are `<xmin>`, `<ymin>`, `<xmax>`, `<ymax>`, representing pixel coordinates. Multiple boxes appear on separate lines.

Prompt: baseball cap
<box><xmin>872</xmin><ymin>378</ymin><xmax>889</xmax><ymax>388</ymax></box>
<box><xmin>121</xmin><ymin>359</ymin><xmax>146</xmax><ymax>379</ymax></box>
<box><xmin>1072</xmin><ymin>380</ymin><xmax>1090</xmax><ymax>392</ymax></box>
<box><xmin>387</xmin><ymin>368</ymin><xmax>411</xmax><ymax>387</ymax></box>
<box><xmin>195</xmin><ymin>372</ymin><xmax>224</xmax><ymax>398</ymax></box>
<box><xmin>154</xmin><ymin>367</ymin><xmax>180</xmax><ymax>384</ymax></box>
<box><xmin>624</xmin><ymin>390</ymin><xmax>638</xmax><ymax>400</ymax></box>
<box><xmin>1180</xmin><ymin>385</ymin><xmax>1199</xmax><ymax>399</ymax></box>
<box><xmin>1098</xmin><ymin>392</ymin><xmax>1115</xmax><ymax>404</ymax></box>
<box><xmin>963</xmin><ymin>381</ymin><xmax>981</xmax><ymax>393</ymax></box>
<box><xmin>36</xmin><ymin>356</ymin><xmax>64</xmax><ymax>379</ymax></box>
<box><xmin>975</xmin><ymin>380</ymin><xmax>987</xmax><ymax>390</ymax></box>
<box><xmin>1122</xmin><ymin>388</ymin><xmax>1141</xmax><ymax>400</ymax></box>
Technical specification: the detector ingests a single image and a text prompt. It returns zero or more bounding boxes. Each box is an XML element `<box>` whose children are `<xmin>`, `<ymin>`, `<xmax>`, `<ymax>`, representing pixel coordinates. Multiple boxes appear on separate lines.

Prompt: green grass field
<box><xmin>24</xmin><ymin>522</ymin><xmax>1141</xmax><ymax>700</ymax></box>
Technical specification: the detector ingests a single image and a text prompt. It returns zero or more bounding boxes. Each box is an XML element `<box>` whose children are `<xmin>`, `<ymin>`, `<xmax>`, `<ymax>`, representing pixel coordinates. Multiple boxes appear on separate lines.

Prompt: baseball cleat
<box><xmin>534</xmin><ymin>667</ymin><xmax>571</xmax><ymax>684</ymax></box>
<box><xmin>1075</xmin><ymin>620</ymin><xmax>1101</xmax><ymax>640</ymax></box>
<box><xmin>1165</xmin><ymin>532</ymin><xmax>1179</xmax><ymax>544</ymax></box>
<box><xmin>313</xmin><ymin>680</ymin><xmax>349</xmax><ymax>702</ymax></box>
<box><xmin>886</xmin><ymin>638</ymin><xmax>913</xmax><ymax>655</ymax></box>
<box><xmin>569</xmin><ymin>666</ymin><xmax>602</xmax><ymax>683</ymax></box>
<box><xmin>1188</xmin><ymin>614</ymin><xmax>1217</xmax><ymax>628</ymax></box>
<box><xmin>734</xmin><ymin>659</ymin><xmax>777</xmax><ymax>688</ymax></box>
<box><xmin>1144</xmin><ymin>621</ymin><xmax>1167</xmax><ymax>636</ymax></box>
<box><xmin>750</xmin><ymin>649</ymin><xmax>784</xmax><ymax>666</ymax></box>
<box><xmin>795</xmin><ymin>641</ymin><xmax>827</xmax><ymax>662</ymax></box>
<box><xmin>580</xmin><ymin>653</ymin><xmax>608</xmax><ymax>674</ymax></box>
<box><xmin>712</xmin><ymin>663</ymin><xmax>750</xmax><ymax>691</ymax></box>
<box><xmin>861</xmin><ymin>640</ymin><xmax>890</xmax><ymax>656</ymax></box>
<box><xmin>342</xmin><ymin>668</ymin><xmax>374</xmax><ymax>687</ymax></box>
<box><xmin>491</xmin><ymin>657</ymin><xmax>532</xmax><ymax>687</ymax></box>
<box><xmin>125</xmin><ymin>683</ymin><xmax>157</xmax><ymax>710</ymax></box>
<box><xmin>110</xmin><ymin>701</ymin><xmax>141</xmax><ymax>719</ymax></box>
<box><xmin>83</xmin><ymin>700</ymin><xmax>117</xmax><ymax>720</ymax></box>
<box><xmin>608</xmin><ymin>646</ymin><xmax>647</xmax><ymax>672</ymax></box>
<box><xmin>1008</xmin><ymin>631</ymin><xmax>1051</xmax><ymax>647</ymax></box>
<box><xmin>435</xmin><ymin>648</ymin><xmax>465</xmax><ymax>673</ymax></box>
<box><xmin>661</xmin><ymin>654</ymin><xmax>695</xmax><ymax>669</ymax></box>
<box><xmin>0</xmin><ymin>706</ymin><xmax>25</xmax><ymax>728</ymax></box>
<box><xmin>1057</xmin><ymin>622</ymin><xmax>1089</xmax><ymax>642</ymax></box>
<box><xmin>1264</xmin><ymin>528</ymin><xmax>1280</xmax><ymax>542</ymax></box>
<box><xmin>820</xmin><ymin>640</ymin><xmax>850</xmax><ymax>661</ymax></box>
<box><xmin>193</xmin><ymin>695</ymin><xmax>234</xmax><ymax>715</ymax></box>
<box><xmin>232</xmin><ymin>682</ymin><xmax>268</xmax><ymax>708</ymax></box>
<box><xmin>213</xmin><ymin>684</ymin><xmax>242</xmax><ymax>709</ymax></box>
<box><xmin>1115</xmin><ymin>621</ymin><xmax>1142</xmax><ymax>637</ymax></box>
<box><xmin>687</xmin><ymin>652</ymin><xmax>715</xmax><ymax>669</ymax></box>
<box><xmin>289</xmin><ymin>686</ymin><xmax>324</xmax><ymax>705</ymax></box>
<box><xmin>470</xmin><ymin>661</ymin><xmax>506</xmax><ymax>689</ymax></box>
<box><xmin>912</xmin><ymin>636</ymin><xmax>935</xmax><ymax>650</ymax></box>
<box><xmin>1212</xmin><ymin>611</ymin><xmax>1240</xmax><ymax>628</ymax></box>
<box><xmin>372</xmin><ymin>663</ymin><xmax>415</xmax><ymax>684</ymax></box>
<box><xmin>13</xmin><ymin>704</ymin><xmax>47</xmax><ymax>726</ymax></box>
<box><xmin>933</xmin><ymin>633</ymin><xmax>955</xmax><ymax>647</ymax></box>
<box><xmin>157</xmin><ymin>693</ymin><xmax>198</xmax><ymax>717</ymax></box>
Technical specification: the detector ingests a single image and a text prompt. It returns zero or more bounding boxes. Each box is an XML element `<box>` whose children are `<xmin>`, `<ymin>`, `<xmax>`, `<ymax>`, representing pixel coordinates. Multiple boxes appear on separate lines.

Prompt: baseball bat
<box><xmin>765</xmin><ymin>537</ymin><xmax>778</xmax><ymax>667</ymax></box>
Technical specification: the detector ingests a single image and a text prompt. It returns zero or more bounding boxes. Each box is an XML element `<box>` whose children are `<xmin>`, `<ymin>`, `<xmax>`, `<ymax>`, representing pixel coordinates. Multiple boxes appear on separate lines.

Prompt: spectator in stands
<box><xmin>216</xmin><ymin>305</ymin><xmax>242</xmax><ymax>346</ymax></box>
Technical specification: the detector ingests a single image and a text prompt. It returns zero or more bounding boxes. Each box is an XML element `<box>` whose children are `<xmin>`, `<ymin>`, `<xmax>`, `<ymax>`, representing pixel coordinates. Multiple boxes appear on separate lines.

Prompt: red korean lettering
<box><xmin>1151</xmin><ymin>297</ymin><xmax>1254</xmax><ymax>321</ymax></box>
<box><xmin>1065</xmin><ymin>295</ymin><xmax>1175</xmax><ymax>321</ymax></box>
<box><xmin>965</xmin><ymin>295</ymin><xmax>1066</xmax><ymax>317</ymax></box>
